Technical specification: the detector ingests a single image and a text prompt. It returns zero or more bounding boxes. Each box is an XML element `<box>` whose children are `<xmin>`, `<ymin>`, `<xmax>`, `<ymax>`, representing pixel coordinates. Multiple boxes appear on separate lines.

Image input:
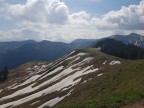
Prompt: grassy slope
<box><xmin>54</xmin><ymin>48</ymin><xmax>144</xmax><ymax>108</ymax></box>
<box><xmin>1</xmin><ymin>48</ymin><xmax>144</xmax><ymax>108</ymax></box>
<box><xmin>0</xmin><ymin>61</ymin><xmax>47</xmax><ymax>93</ymax></box>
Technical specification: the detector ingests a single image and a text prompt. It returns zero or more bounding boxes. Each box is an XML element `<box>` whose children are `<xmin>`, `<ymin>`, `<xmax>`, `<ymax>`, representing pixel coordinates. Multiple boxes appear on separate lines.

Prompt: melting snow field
<box><xmin>0</xmin><ymin>52</ymin><xmax>100</xmax><ymax>108</ymax></box>
<box><xmin>39</xmin><ymin>66</ymin><xmax>64</xmax><ymax>80</ymax></box>
<box><xmin>20</xmin><ymin>75</ymin><xmax>41</xmax><ymax>86</ymax></box>
<box><xmin>38</xmin><ymin>90</ymin><xmax>72</xmax><ymax>108</ymax></box>
<box><xmin>0</xmin><ymin>52</ymin><xmax>121</xmax><ymax>108</ymax></box>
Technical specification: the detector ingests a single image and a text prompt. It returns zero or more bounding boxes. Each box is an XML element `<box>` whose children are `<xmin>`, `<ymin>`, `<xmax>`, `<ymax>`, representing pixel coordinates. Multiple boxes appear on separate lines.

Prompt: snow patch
<box><xmin>68</xmin><ymin>51</ymin><xmax>75</xmax><ymax>56</ymax></box>
<box><xmin>97</xmin><ymin>73</ymin><xmax>103</xmax><ymax>77</ymax></box>
<box><xmin>31</xmin><ymin>100</ymin><xmax>40</xmax><ymax>105</ymax></box>
<box><xmin>109</xmin><ymin>60</ymin><xmax>121</xmax><ymax>65</ymax></box>
<box><xmin>82</xmin><ymin>80</ymin><xmax>87</xmax><ymax>84</ymax></box>
<box><xmin>38</xmin><ymin>90</ymin><xmax>72</xmax><ymax>108</ymax></box>
<box><xmin>81</xmin><ymin>77</ymin><xmax>93</xmax><ymax>84</ymax></box>
<box><xmin>0</xmin><ymin>51</ymin><xmax>100</xmax><ymax>107</ymax></box>
<box><xmin>103</xmin><ymin>60</ymin><xmax>107</xmax><ymax>65</ymax></box>
<box><xmin>39</xmin><ymin>66</ymin><xmax>64</xmax><ymax>80</ymax></box>
<box><xmin>77</xmin><ymin>53</ymin><xmax>87</xmax><ymax>56</ymax></box>
<box><xmin>11</xmin><ymin>75</ymin><xmax>41</xmax><ymax>89</ymax></box>
<box><xmin>61</xmin><ymin>86</ymin><xmax>72</xmax><ymax>92</ymax></box>
<box><xmin>21</xmin><ymin>75</ymin><xmax>41</xmax><ymax>86</ymax></box>
<box><xmin>0</xmin><ymin>84</ymin><xmax>35</xmax><ymax>101</ymax></box>
<box><xmin>72</xmin><ymin>57</ymin><xmax>93</xmax><ymax>67</ymax></box>
<box><xmin>7</xmin><ymin>83</ymin><xmax>18</xmax><ymax>90</ymax></box>
<box><xmin>0</xmin><ymin>66</ymin><xmax>99</xmax><ymax>107</ymax></box>
<box><xmin>66</xmin><ymin>55</ymin><xmax>76</xmax><ymax>61</ymax></box>
<box><xmin>70</xmin><ymin>57</ymin><xmax>80</xmax><ymax>64</ymax></box>
<box><xmin>66</xmin><ymin>52</ymin><xmax>87</xmax><ymax>61</ymax></box>
<box><xmin>0</xmin><ymin>89</ymin><xmax>3</xmax><ymax>93</ymax></box>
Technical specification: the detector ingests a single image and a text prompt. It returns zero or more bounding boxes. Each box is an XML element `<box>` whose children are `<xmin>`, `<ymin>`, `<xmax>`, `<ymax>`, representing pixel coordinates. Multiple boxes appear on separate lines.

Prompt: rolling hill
<box><xmin>0</xmin><ymin>48</ymin><xmax>144</xmax><ymax>108</ymax></box>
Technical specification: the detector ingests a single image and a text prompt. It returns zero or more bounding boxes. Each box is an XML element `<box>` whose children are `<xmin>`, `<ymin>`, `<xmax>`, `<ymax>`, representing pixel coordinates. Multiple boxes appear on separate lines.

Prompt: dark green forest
<box><xmin>0</xmin><ymin>67</ymin><xmax>9</xmax><ymax>82</ymax></box>
<box><xmin>94</xmin><ymin>38</ymin><xmax>144</xmax><ymax>60</ymax></box>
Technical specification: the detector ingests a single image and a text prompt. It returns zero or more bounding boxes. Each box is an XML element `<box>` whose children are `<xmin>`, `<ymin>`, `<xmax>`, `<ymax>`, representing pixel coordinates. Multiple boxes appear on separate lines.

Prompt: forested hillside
<box><xmin>94</xmin><ymin>38</ymin><xmax>144</xmax><ymax>60</ymax></box>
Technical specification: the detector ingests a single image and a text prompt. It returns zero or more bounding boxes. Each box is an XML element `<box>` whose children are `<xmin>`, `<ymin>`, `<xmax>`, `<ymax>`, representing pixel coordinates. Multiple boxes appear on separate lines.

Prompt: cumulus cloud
<box><xmin>0</xmin><ymin>0</ymin><xmax>144</xmax><ymax>42</ymax></box>
<box><xmin>97</xmin><ymin>0</ymin><xmax>144</xmax><ymax>30</ymax></box>
<box><xmin>67</xmin><ymin>0</ymin><xmax>144</xmax><ymax>31</ymax></box>
<box><xmin>69</xmin><ymin>11</ymin><xmax>91</xmax><ymax>25</ymax></box>
<box><xmin>0</xmin><ymin>28</ymin><xmax>42</xmax><ymax>41</ymax></box>
<box><xmin>8</xmin><ymin>0</ymin><xmax>69</xmax><ymax>24</ymax></box>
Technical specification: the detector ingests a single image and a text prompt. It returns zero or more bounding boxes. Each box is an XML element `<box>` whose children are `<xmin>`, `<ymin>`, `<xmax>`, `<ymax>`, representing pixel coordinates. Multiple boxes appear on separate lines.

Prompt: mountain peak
<box><xmin>128</xmin><ymin>33</ymin><xmax>141</xmax><ymax>37</ymax></box>
<box><xmin>109</xmin><ymin>33</ymin><xmax>144</xmax><ymax>48</ymax></box>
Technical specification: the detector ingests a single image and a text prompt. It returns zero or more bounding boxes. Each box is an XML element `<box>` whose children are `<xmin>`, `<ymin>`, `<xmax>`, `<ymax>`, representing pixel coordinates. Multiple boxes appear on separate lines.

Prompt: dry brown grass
<box><xmin>1</xmin><ymin>49</ymin><xmax>137</xmax><ymax>108</ymax></box>
<box><xmin>122</xmin><ymin>100</ymin><xmax>144</xmax><ymax>108</ymax></box>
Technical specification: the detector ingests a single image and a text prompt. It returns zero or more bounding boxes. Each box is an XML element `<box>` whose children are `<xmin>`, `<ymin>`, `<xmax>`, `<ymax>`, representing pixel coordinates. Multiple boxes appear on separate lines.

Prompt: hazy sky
<box><xmin>0</xmin><ymin>0</ymin><xmax>144</xmax><ymax>42</ymax></box>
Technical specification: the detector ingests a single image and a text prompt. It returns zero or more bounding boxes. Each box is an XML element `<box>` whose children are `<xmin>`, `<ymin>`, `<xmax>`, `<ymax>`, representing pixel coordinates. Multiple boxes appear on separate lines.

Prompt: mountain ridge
<box><xmin>0</xmin><ymin>48</ymin><xmax>144</xmax><ymax>108</ymax></box>
<box><xmin>0</xmin><ymin>33</ymin><xmax>143</xmax><ymax>70</ymax></box>
<box><xmin>109</xmin><ymin>33</ymin><xmax>144</xmax><ymax>47</ymax></box>
<box><xmin>0</xmin><ymin>40</ymin><xmax>70</xmax><ymax>69</ymax></box>
<box><xmin>0</xmin><ymin>48</ymin><xmax>123</xmax><ymax>107</ymax></box>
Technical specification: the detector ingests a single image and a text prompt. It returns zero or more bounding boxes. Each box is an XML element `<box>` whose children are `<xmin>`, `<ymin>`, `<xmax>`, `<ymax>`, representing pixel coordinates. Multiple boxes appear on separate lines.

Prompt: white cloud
<box><xmin>0</xmin><ymin>0</ymin><xmax>144</xmax><ymax>42</ymax></box>
<box><xmin>69</xmin><ymin>11</ymin><xmax>91</xmax><ymax>25</ymax></box>
<box><xmin>100</xmin><ymin>0</ymin><xmax>144</xmax><ymax>30</ymax></box>
<box><xmin>8</xmin><ymin>0</ymin><xmax>69</xmax><ymax>24</ymax></box>
<box><xmin>0</xmin><ymin>28</ymin><xmax>41</xmax><ymax>41</ymax></box>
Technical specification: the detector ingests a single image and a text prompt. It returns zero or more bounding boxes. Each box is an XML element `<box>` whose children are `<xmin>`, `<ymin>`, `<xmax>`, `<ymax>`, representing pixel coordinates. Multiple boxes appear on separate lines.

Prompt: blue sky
<box><xmin>6</xmin><ymin>0</ymin><xmax>142</xmax><ymax>16</ymax></box>
<box><xmin>0</xmin><ymin>0</ymin><xmax>144</xmax><ymax>42</ymax></box>
<box><xmin>64</xmin><ymin>0</ymin><xmax>141</xmax><ymax>16</ymax></box>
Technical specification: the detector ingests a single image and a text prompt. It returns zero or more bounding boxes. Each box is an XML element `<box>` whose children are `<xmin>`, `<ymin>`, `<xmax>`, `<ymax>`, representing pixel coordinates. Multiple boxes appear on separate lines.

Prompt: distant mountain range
<box><xmin>109</xmin><ymin>33</ymin><xmax>144</xmax><ymax>48</ymax></box>
<box><xmin>0</xmin><ymin>39</ymin><xmax>97</xmax><ymax>70</ymax></box>
<box><xmin>69</xmin><ymin>33</ymin><xmax>144</xmax><ymax>49</ymax></box>
<box><xmin>0</xmin><ymin>41</ymin><xmax>70</xmax><ymax>69</ymax></box>
<box><xmin>69</xmin><ymin>38</ymin><xmax>97</xmax><ymax>49</ymax></box>
<box><xmin>0</xmin><ymin>40</ymin><xmax>36</xmax><ymax>54</ymax></box>
<box><xmin>0</xmin><ymin>33</ymin><xmax>144</xmax><ymax>70</ymax></box>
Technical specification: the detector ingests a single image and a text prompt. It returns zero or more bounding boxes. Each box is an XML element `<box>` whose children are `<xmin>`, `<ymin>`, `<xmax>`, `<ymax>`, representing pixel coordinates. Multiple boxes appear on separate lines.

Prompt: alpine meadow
<box><xmin>0</xmin><ymin>0</ymin><xmax>144</xmax><ymax>108</ymax></box>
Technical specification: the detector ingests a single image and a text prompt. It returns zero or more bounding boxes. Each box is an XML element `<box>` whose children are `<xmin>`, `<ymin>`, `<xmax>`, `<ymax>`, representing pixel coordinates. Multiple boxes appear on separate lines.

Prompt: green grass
<box><xmin>54</xmin><ymin>57</ymin><xmax>144</xmax><ymax>108</ymax></box>
<box><xmin>78</xmin><ymin>48</ymin><xmax>103</xmax><ymax>56</ymax></box>
<box><xmin>56</xmin><ymin>90</ymin><xmax>144</xmax><ymax>108</ymax></box>
<box><xmin>2</xmin><ymin>48</ymin><xmax>144</xmax><ymax>108</ymax></box>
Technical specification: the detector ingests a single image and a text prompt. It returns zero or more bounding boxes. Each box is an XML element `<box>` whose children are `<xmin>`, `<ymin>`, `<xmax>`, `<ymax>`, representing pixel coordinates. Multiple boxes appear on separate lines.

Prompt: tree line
<box><xmin>93</xmin><ymin>38</ymin><xmax>144</xmax><ymax>60</ymax></box>
<box><xmin>0</xmin><ymin>67</ymin><xmax>9</xmax><ymax>82</ymax></box>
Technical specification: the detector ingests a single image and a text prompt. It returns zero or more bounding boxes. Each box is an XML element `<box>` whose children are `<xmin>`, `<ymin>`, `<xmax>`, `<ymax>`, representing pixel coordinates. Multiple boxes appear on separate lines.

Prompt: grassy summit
<box><xmin>54</xmin><ymin>48</ymin><xmax>144</xmax><ymax>108</ymax></box>
<box><xmin>0</xmin><ymin>48</ymin><xmax>144</xmax><ymax>108</ymax></box>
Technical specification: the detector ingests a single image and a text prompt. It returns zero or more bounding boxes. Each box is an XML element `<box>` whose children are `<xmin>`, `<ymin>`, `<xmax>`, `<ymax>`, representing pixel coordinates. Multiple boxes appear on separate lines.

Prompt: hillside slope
<box><xmin>0</xmin><ymin>39</ymin><xmax>95</xmax><ymax>70</ymax></box>
<box><xmin>0</xmin><ymin>49</ymin><xmax>144</xmax><ymax>108</ymax></box>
